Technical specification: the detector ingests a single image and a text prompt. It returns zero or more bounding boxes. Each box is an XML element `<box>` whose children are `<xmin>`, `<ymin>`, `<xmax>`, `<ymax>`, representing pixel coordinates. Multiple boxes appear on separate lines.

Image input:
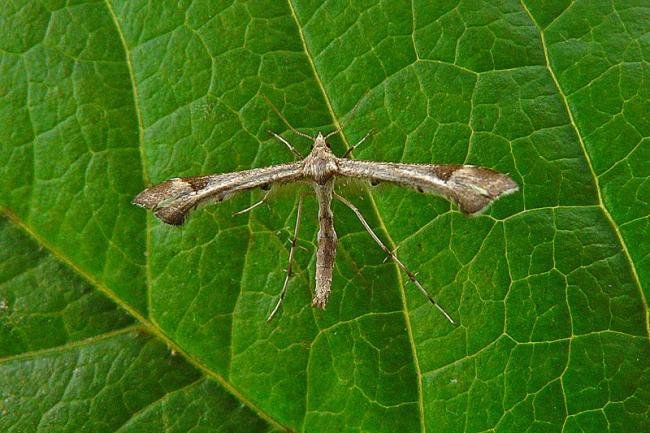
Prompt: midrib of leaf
<box><xmin>285</xmin><ymin>1</ymin><xmax>427</xmax><ymax>432</ymax></box>
<box><xmin>520</xmin><ymin>1</ymin><xmax>650</xmax><ymax>335</ymax></box>
<box><xmin>0</xmin><ymin>207</ymin><xmax>287</xmax><ymax>431</ymax></box>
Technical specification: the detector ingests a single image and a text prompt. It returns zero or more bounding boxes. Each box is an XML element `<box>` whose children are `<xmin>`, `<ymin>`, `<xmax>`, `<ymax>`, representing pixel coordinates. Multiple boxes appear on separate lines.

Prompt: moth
<box><xmin>133</xmin><ymin>128</ymin><xmax>518</xmax><ymax>324</ymax></box>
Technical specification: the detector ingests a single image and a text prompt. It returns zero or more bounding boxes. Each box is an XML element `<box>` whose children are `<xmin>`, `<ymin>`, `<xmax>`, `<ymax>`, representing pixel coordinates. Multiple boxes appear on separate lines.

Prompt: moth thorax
<box><xmin>305</xmin><ymin>157</ymin><xmax>338</xmax><ymax>183</ymax></box>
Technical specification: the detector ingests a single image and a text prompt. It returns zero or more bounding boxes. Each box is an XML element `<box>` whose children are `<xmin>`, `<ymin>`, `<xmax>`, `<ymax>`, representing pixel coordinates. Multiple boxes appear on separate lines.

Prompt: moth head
<box><xmin>314</xmin><ymin>132</ymin><xmax>330</xmax><ymax>149</ymax></box>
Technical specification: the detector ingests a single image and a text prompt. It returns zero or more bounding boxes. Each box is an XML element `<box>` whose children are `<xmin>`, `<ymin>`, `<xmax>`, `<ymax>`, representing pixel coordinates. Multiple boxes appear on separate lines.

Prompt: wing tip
<box><xmin>132</xmin><ymin>178</ymin><xmax>195</xmax><ymax>225</ymax></box>
<box><xmin>453</xmin><ymin>168</ymin><xmax>519</xmax><ymax>215</ymax></box>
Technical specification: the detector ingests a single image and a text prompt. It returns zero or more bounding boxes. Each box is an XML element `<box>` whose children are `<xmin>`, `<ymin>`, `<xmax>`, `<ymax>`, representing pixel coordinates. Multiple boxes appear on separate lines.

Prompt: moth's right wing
<box><xmin>337</xmin><ymin>159</ymin><xmax>518</xmax><ymax>214</ymax></box>
<box><xmin>133</xmin><ymin>162</ymin><xmax>304</xmax><ymax>225</ymax></box>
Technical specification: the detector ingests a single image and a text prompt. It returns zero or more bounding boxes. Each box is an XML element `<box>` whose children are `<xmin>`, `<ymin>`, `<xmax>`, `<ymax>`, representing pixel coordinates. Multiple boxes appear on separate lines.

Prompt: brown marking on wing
<box><xmin>184</xmin><ymin>176</ymin><xmax>211</xmax><ymax>191</ymax></box>
<box><xmin>432</xmin><ymin>164</ymin><xmax>464</xmax><ymax>181</ymax></box>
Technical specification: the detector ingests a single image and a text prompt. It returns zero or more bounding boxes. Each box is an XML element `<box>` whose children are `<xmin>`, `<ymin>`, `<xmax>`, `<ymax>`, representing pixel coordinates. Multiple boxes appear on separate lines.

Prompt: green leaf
<box><xmin>1</xmin><ymin>1</ymin><xmax>648</xmax><ymax>432</ymax></box>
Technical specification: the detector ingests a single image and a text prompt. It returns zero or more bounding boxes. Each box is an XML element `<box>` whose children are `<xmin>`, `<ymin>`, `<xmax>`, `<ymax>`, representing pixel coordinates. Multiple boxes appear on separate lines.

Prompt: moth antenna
<box><xmin>325</xmin><ymin>89</ymin><xmax>371</xmax><ymax>139</ymax></box>
<box><xmin>342</xmin><ymin>129</ymin><xmax>375</xmax><ymax>158</ymax></box>
<box><xmin>261</xmin><ymin>94</ymin><xmax>313</xmax><ymax>141</ymax></box>
<box><xmin>268</xmin><ymin>130</ymin><xmax>303</xmax><ymax>159</ymax></box>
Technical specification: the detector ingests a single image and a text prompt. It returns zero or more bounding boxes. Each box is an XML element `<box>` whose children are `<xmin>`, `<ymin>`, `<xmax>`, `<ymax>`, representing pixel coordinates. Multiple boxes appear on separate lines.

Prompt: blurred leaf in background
<box><xmin>1</xmin><ymin>1</ymin><xmax>648</xmax><ymax>432</ymax></box>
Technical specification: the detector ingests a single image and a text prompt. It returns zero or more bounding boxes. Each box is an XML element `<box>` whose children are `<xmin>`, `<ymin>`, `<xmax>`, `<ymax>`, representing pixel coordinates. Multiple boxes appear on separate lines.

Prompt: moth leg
<box><xmin>334</xmin><ymin>193</ymin><xmax>457</xmax><ymax>326</ymax></box>
<box><xmin>267</xmin><ymin>193</ymin><xmax>305</xmax><ymax>321</ymax></box>
<box><xmin>268</xmin><ymin>130</ymin><xmax>304</xmax><ymax>159</ymax></box>
<box><xmin>232</xmin><ymin>188</ymin><xmax>272</xmax><ymax>217</ymax></box>
<box><xmin>342</xmin><ymin>129</ymin><xmax>374</xmax><ymax>158</ymax></box>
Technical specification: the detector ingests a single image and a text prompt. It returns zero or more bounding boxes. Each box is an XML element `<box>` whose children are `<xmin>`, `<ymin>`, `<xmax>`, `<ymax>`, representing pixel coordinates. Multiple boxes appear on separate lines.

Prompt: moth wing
<box><xmin>337</xmin><ymin>159</ymin><xmax>518</xmax><ymax>214</ymax></box>
<box><xmin>133</xmin><ymin>162</ymin><xmax>304</xmax><ymax>225</ymax></box>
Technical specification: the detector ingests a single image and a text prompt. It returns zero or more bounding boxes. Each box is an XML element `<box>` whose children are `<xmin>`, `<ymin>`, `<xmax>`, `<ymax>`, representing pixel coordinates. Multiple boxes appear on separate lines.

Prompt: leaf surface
<box><xmin>1</xmin><ymin>1</ymin><xmax>648</xmax><ymax>432</ymax></box>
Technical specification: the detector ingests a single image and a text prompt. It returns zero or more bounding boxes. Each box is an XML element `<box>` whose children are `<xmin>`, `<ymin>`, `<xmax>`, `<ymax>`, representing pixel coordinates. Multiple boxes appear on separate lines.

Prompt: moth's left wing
<box><xmin>133</xmin><ymin>162</ymin><xmax>304</xmax><ymax>225</ymax></box>
<box><xmin>337</xmin><ymin>159</ymin><xmax>518</xmax><ymax>214</ymax></box>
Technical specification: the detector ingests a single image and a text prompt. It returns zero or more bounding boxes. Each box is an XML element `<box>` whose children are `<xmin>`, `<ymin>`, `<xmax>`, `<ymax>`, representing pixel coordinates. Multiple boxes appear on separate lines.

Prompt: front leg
<box><xmin>313</xmin><ymin>179</ymin><xmax>337</xmax><ymax>308</ymax></box>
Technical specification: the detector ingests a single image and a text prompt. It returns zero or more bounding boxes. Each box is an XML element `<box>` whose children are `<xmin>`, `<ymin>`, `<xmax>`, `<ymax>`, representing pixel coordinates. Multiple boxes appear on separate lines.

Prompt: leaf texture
<box><xmin>1</xmin><ymin>1</ymin><xmax>648</xmax><ymax>432</ymax></box>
